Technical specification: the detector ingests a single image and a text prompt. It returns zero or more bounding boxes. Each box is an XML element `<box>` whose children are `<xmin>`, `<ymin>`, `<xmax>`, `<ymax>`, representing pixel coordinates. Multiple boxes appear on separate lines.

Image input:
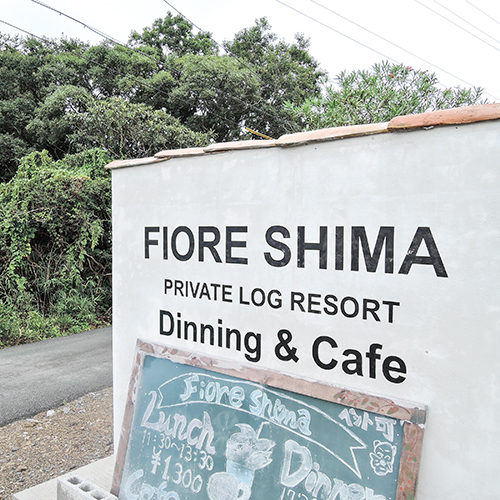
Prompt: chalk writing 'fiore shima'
<box><xmin>179</xmin><ymin>374</ymin><xmax>312</xmax><ymax>436</ymax></box>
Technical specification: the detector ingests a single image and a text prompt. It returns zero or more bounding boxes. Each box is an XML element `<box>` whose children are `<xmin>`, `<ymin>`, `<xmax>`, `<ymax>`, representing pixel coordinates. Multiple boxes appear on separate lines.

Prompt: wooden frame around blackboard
<box><xmin>112</xmin><ymin>340</ymin><xmax>426</xmax><ymax>500</ymax></box>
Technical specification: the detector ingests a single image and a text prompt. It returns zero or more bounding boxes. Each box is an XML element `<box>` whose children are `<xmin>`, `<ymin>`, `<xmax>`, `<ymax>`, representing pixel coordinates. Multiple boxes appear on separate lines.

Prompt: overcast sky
<box><xmin>2</xmin><ymin>0</ymin><xmax>499</xmax><ymax>101</ymax></box>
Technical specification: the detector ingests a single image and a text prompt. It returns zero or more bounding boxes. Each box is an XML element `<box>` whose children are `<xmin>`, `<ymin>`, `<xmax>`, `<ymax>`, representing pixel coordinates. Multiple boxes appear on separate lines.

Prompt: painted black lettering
<box><xmin>163</xmin><ymin>227</ymin><xmax>168</xmax><ymax>260</ymax></box>
<box><xmin>383</xmin><ymin>300</ymin><xmax>400</xmax><ymax>323</ymax></box>
<box><xmin>363</xmin><ymin>299</ymin><xmax>381</xmax><ymax>322</ymax></box>
<box><xmin>297</xmin><ymin>226</ymin><xmax>328</xmax><ymax>269</ymax></box>
<box><xmin>244</xmin><ymin>332</ymin><xmax>261</xmax><ymax>362</ymax></box>
<box><xmin>264</xmin><ymin>226</ymin><xmax>291</xmax><ymax>267</ymax></box>
<box><xmin>398</xmin><ymin>227</ymin><xmax>448</xmax><ymax>277</ymax></box>
<box><xmin>351</xmin><ymin>226</ymin><xmax>394</xmax><ymax>273</ymax></box>
<box><xmin>308</xmin><ymin>293</ymin><xmax>322</xmax><ymax>314</ymax></box>
<box><xmin>291</xmin><ymin>291</ymin><xmax>305</xmax><ymax>312</ymax></box>
<box><xmin>145</xmin><ymin>226</ymin><xmax>159</xmax><ymax>258</ymax></box>
<box><xmin>226</xmin><ymin>328</ymin><xmax>242</xmax><ymax>351</ymax></box>
<box><xmin>323</xmin><ymin>294</ymin><xmax>338</xmax><ymax>315</ymax></box>
<box><xmin>340</xmin><ymin>296</ymin><xmax>359</xmax><ymax>318</ymax></box>
<box><xmin>160</xmin><ymin>310</ymin><xmax>173</xmax><ymax>336</ymax></box>
<box><xmin>383</xmin><ymin>356</ymin><xmax>407</xmax><ymax>383</ymax></box>
<box><xmin>198</xmin><ymin>227</ymin><xmax>222</xmax><ymax>263</ymax></box>
<box><xmin>200</xmin><ymin>324</ymin><xmax>215</xmax><ymax>345</ymax></box>
<box><xmin>366</xmin><ymin>343</ymin><xmax>383</xmax><ymax>379</ymax></box>
<box><xmin>174</xmin><ymin>280</ymin><xmax>184</xmax><ymax>296</ymax></box>
<box><xmin>312</xmin><ymin>336</ymin><xmax>338</xmax><ymax>370</ymax></box>
<box><xmin>184</xmin><ymin>321</ymin><xmax>197</xmax><ymax>341</ymax></box>
<box><xmin>226</xmin><ymin>226</ymin><xmax>248</xmax><ymax>264</ymax></box>
<box><xmin>171</xmin><ymin>226</ymin><xmax>195</xmax><ymax>261</ymax></box>
<box><xmin>335</xmin><ymin>226</ymin><xmax>344</xmax><ymax>270</ymax></box>
<box><xmin>342</xmin><ymin>349</ymin><xmax>363</xmax><ymax>375</ymax></box>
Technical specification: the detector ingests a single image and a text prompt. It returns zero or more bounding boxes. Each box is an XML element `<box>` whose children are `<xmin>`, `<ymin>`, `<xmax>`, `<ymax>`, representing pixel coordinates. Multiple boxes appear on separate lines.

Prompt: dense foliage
<box><xmin>0</xmin><ymin>14</ymin><xmax>485</xmax><ymax>347</ymax></box>
<box><xmin>0</xmin><ymin>15</ymin><xmax>325</xmax><ymax>182</ymax></box>
<box><xmin>0</xmin><ymin>149</ymin><xmax>112</xmax><ymax>346</ymax></box>
<box><xmin>286</xmin><ymin>62</ymin><xmax>485</xmax><ymax>129</ymax></box>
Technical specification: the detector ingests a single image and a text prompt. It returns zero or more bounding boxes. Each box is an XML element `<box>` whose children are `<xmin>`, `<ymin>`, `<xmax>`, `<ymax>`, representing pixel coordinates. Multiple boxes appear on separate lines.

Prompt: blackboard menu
<box><xmin>113</xmin><ymin>341</ymin><xmax>426</xmax><ymax>500</ymax></box>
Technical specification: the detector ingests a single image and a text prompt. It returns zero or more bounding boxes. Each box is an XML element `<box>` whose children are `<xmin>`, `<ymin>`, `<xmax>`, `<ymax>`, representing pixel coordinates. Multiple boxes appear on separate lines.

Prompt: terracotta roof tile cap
<box><xmin>388</xmin><ymin>103</ymin><xmax>500</xmax><ymax>130</ymax></box>
<box><xmin>276</xmin><ymin>122</ymin><xmax>389</xmax><ymax>146</ymax></box>
<box><xmin>204</xmin><ymin>139</ymin><xmax>276</xmax><ymax>152</ymax></box>
<box><xmin>154</xmin><ymin>147</ymin><xmax>206</xmax><ymax>159</ymax></box>
<box><xmin>105</xmin><ymin>157</ymin><xmax>161</xmax><ymax>169</ymax></box>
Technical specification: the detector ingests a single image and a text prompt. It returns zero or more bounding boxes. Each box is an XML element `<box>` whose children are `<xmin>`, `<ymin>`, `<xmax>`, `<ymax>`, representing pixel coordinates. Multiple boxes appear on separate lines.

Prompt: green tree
<box><xmin>0</xmin><ymin>35</ymin><xmax>43</xmax><ymax>179</ymax></box>
<box><xmin>26</xmin><ymin>85</ymin><xmax>91</xmax><ymax>158</ymax></box>
<box><xmin>0</xmin><ymin>35</ymin><xmax>91</xmax><ymax>180</ymax></box>
<box><xmin>70</xmin><ymin>97</ymin><xmax>212</xmax><ymax>158</ymax></box>
<box><xmin>81</xmin><ymin>41</ymin><xmax>161</xmax><ymax>99</ymax></box>
<box><xmin>130</xmin><ymin>16</ymin><xmax>325</xmax><ymax>141</ymax></box>
<box><xmin>0</xmin><ymin>16</ymin><xmax>326</xmax><ymax>177</ymax></box>
<box><xmin>164</xmin><ymin>54</ymin><xmax>261</xmax><ymax>142</ymax></box>
<box><xmin>224</xmin><ymin>18</ymin><xmax>325</xmax><ymax>137</ymax></box>
<box><xmin>0</xmin><ymin>134</ymin><xmax>33</xmax><ymax>182</ymax></box>
<box><xmin>0</xmin><ymin>31</ymin><xmax>214</xmax><ymax>179</ymax></box>
<box><xmin>287</xmin><ymin>61</ymin><xmax>485</xmax><ymax>130</ymax></box>
<box><xmin>129</xmin><ymin>12</ymin><xmax>218</xmax><ymax>57</ymax></box>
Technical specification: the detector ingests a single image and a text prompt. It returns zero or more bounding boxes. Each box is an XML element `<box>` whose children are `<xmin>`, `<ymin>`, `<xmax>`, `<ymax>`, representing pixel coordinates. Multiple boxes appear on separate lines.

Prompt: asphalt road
<box><xmin>0</xmin><ymin>327</ymin><xmax>112</xmax><ymax>427</ymax></box>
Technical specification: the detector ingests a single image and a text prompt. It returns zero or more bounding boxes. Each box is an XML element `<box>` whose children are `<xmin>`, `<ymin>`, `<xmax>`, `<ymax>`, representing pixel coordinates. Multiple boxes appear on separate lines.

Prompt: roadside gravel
<box><xmin>0</xmin><ymin>388</ymin><xmax>113</xmax><ymax>500</ymax></box>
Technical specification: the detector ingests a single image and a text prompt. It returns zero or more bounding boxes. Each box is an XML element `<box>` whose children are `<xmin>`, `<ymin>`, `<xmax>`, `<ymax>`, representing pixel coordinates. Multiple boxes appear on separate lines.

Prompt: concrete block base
<box><xmin>57</xmin><ymin>475</ymin><xmax>117</xmax><ymax>500</ymax></box>
<box><xmin>12</xmin><ymin>455</ymin><xmax>115</xmax><ymax>500</ymax></box>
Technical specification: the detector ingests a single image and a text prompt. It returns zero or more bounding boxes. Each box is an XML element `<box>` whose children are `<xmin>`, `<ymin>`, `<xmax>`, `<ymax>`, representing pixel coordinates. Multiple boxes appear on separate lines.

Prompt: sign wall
<box><xmin>111</xmin><ymin>118</ymin><xmax>500</xmax><ymax>499</ymax></box>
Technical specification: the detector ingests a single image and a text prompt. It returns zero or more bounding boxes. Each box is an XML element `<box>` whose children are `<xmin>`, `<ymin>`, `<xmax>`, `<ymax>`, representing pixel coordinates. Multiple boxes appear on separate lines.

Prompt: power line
<box><xmin>465</xmin><ymin>0</ymin><xmax>500</xmax><ymax>26</ymax></box>
<box><xmin>309</xmin><ymin>0</ymin><xmax>485</xmax><ymax>91</ymax></box>
<box><xmin>275</xmin><ymin>0</ymin><xmax>399</xmax><ymax>64</ymax></box>
<box><xmin>27</xmin><ymin>0</ymin><xmax>295</xmax><ymax>136</ymax></box>
<box><xmin>415</xmin><ymin>0</ymin><xmax>500</xmax><ymax>53</ymax></box>
<box><xmin>276</xmin><ymin>0</ymin><xmax>499</xmax><ymax>100</ymax></box>
<box><xmin>432</xmin><ymin>0</ymin><xmax>500</xmax><ymax>46</ymax></box>
<box><xmin>162</xmin><ymin>0</ymin><xmax>205</xmax><ymax>35</ymax></box>
<box><xmin>31</xmin><ymin>0</ymin><xmax>123</xmax><ymax>46</ymax></box>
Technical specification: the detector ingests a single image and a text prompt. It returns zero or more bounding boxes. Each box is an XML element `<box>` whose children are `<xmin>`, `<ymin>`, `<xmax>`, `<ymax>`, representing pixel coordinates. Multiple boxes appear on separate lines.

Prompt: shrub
<box><xmin>0</xmin><ymin>148</ymin><xmax>112</xmax><ymax>346</ymax></box>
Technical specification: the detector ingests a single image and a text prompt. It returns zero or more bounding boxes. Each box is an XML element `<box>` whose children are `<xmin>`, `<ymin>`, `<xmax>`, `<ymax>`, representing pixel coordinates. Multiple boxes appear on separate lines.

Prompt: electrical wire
<box><xmin>276</xmin><ymin>0</ymin><xmax>399</xmax><ymax>64</ymax></box>
<box><xmin>276</xmin><ymin>0</ymin><xmax>499</xmax><ymax>100</ymax></box>
<box><xmin>162</xmin><ymin>0</ymin><xmax>205</xmax><ymax>35</ymax></box>
<box><xmin>309</xmin><ymin>0</ymin><xmax>485</xmax><ymax>91</ymax></box>
<box><xmin>160</xmin><ymin>0</ymin><xmax>255</xmax><ymax>71</ymax></box>
<box><xmin>6</xmin><ymin>0</ymin><xmax>499</xmax><ymax>124</ymax></box>
<box><xmin>30</xmin><ymin>0</ymin><xmax>499</xmax><ymax>118</ymax></box>
<box><xmin>465</xmin><ymin>0</ymin><xmax>500</xmax><ymax>26</ymax></box>
<box><xmin>415</xmin><ymin>0</ymin><xmax>500</xmax><ymax>53</ymax></box>
<box><xmin>432</xmin><ymin>0</ymin><xmax>500</xmax><ymax>46</ymax></box>
<box><xmin>31</xmin><ymin>0</ymin><xmax>123</xmax><ymax>46</ymax></box>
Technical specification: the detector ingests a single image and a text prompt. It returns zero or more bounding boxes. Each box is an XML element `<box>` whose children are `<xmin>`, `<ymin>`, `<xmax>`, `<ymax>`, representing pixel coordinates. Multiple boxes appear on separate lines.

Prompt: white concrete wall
<box><xmin>112</xmin><ymin>119</ymin><xmax>500</xmax><ymax>499</ymax></box>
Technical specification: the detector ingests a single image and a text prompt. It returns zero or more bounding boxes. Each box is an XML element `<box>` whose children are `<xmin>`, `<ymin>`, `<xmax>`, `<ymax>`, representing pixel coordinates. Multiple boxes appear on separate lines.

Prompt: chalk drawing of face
<box><xmin>369</xmin><ymin>440</ymin><xmax>397</xmax><ymax>476</ymax></box>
